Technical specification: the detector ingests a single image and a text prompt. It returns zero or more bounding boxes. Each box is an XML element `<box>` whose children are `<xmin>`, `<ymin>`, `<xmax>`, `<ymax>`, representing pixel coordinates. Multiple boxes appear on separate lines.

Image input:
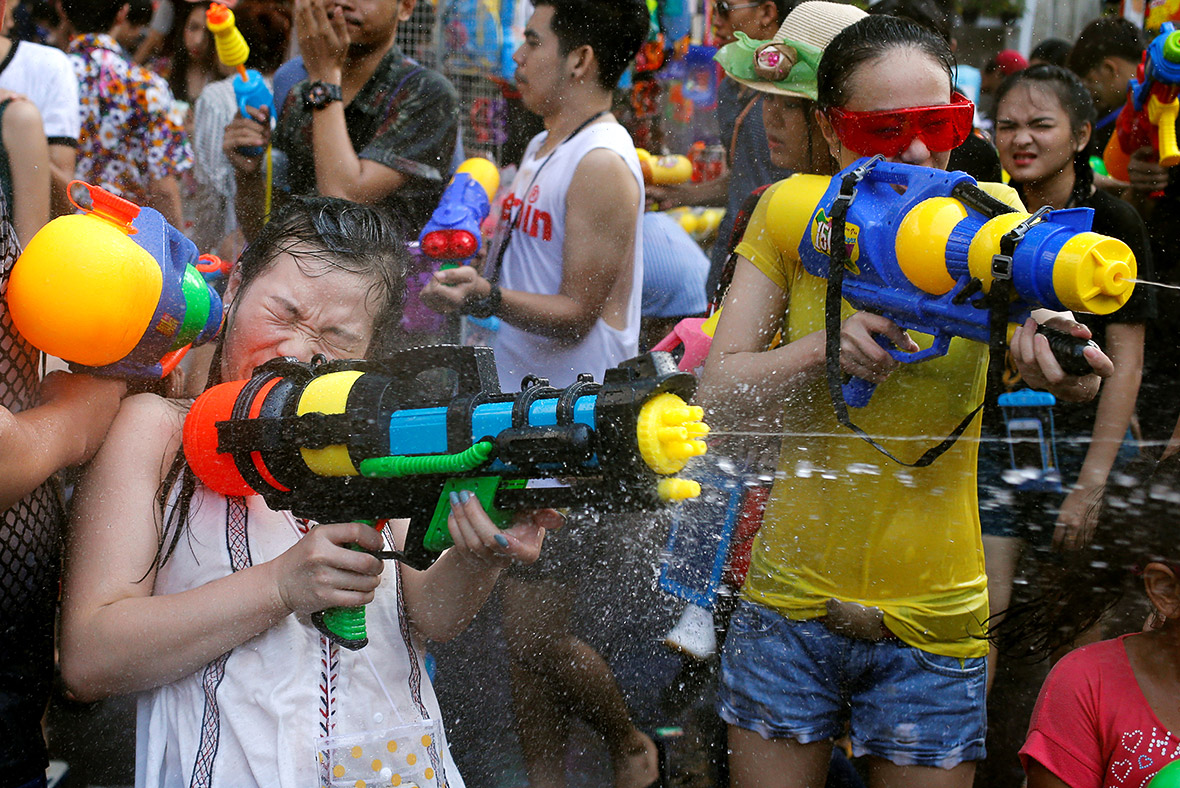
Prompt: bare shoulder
<box><xmin>568</xmin><ymin>148</ymin><xmax>639</xmax><ymax>215</ymax></box>
<box><xmin>100</xmin><ymin>394</ymin><xmax>190</xmax><ymax>484</ymax></box>
<box><xmin>572</xmin><ymin>147</ymin><xmax>636</xmax><ymax>185</ymax></box>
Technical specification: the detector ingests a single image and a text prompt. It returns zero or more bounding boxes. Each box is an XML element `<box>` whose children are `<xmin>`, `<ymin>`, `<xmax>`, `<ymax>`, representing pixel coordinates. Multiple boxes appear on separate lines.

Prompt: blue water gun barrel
<box><xmin>772</xmin><ymin>159</ymin><xmax>1135</xmax><ymax>406</ymax></box>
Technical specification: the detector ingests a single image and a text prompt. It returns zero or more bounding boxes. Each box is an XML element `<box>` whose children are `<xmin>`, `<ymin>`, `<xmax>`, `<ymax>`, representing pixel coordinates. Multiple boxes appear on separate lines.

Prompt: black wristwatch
<box><xmin>303</xmin><ymin>81</ymin><xmax>343</xmax><ymax>111</ymax></box>
<box><xmin>462</xmin><ymin>282</ymin><xmax>502</xmax><ymax>319</ymax></box>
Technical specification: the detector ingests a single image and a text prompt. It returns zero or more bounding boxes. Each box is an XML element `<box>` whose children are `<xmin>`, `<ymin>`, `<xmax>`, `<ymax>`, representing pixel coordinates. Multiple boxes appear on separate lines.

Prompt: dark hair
<box><xmin>151</xmin><ymin>197</ymin><xmax>408</xmax><ymax>572</ymax></box>
<box><xmin>994</xmin><ymin>454</ymin><xmax>1180</xmax><ymax>660</ymax></box>
<box><xmin>867</xmin><ymin>0</ymin><xmax>953</xmax><ymax>45</ymax></box>
<box><xmin>1030</xmin><ymin>37</ymin><xmax>1072</xmax><ymax>68</ymax></box>
<box><xmin>1067</xmin><ymin>16</ymin><xmax>1144</xmax><ymax>78</ymax></box>
<box><xmin>532</xmin><ymin>0</ymin><xmax>650</xmax><ymax>90</ymax></box>
<box><xmin>60</xmin><ymin>0</ymin><xmax>125</xmax><ymax>33</ymax></box>
<box><xmin>126</xmin><ymin>0</ymin><xmax>154</xmax><ymax>28</ymax></box>
<box><xmin>816</xmin><ymin>14</ymin><xmax>955</xmax><ymax>111</ymax></box>
<box><xmin>164</xmin><ymin>2</ymin><xmax>218</xmax><ymax>104</ymax></box>
<box><xmin>994</xmin><ymin>64</ymin><xmax>1096</xmax><ymax>207</ymax></box>
<box><xmin>233</xmin><ymin>1</ymin><xmax>294</xmax><ymax>75</ymax></box>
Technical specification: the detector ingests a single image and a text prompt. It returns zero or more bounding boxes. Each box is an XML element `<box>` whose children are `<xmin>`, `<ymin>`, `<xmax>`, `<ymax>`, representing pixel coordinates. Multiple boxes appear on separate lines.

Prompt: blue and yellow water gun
<box><xmin>183</xmin><ymin>346</ymin><xmax>708</xmax><ymax>648</ymax></box>
<box><xmin>766</xmin><ymin>157</ymin><xmax>1136</xmax><ymax>406</ymax></box>
<box><xmin>207</xmin><ymin>2</ymin><xmax>275</xmax><ymax>154</ymax></box>
<box><xmin>7</xmin><ymin>183</ymin><xmax>223</xmax><ymax>380</ymax></box>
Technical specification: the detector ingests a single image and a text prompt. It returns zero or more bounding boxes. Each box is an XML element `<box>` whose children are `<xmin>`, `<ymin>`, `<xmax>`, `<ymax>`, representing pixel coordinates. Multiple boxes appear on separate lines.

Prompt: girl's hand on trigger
<box><xmin>1010</xmin><ymin>317</ymin><xmax>1109</xmax><ymax>403</ymax></box>
<box><xmin>268</xmin><ymin>522</ymin><xmax>385</xmax><ymax>617</ymax></box>
<box><xmin>839</xmin><ymin>311</ymin><xmax>918</xmax><ymax>384</ymax></box>
<box><xmin>446</xmin><ymin>492</ymin><xmax>563</xmax><ymax>569</ymax></box>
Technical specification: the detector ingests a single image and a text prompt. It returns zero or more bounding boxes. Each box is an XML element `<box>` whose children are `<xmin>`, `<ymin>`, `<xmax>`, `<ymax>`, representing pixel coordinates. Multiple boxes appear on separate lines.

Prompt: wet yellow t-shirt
<box><xmin>733</xmin><ymin>177</ymin><xmax>1023</xmax><ymax>659</ymax></box>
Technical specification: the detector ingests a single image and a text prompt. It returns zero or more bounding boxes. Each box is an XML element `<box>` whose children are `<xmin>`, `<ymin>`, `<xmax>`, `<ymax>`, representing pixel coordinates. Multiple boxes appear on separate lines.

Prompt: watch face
<box><xmin>306</xmin><ymin>82</ymin><xmax>340</xmax><ymax>109</ymax></box>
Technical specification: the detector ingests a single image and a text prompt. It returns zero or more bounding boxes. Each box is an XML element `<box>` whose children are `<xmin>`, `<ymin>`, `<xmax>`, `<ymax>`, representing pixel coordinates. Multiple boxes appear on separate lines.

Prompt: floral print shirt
<box><xmin>67</xmin><ymin>34</ymin><xmax>192</xmax><ymax>204</ymax></box>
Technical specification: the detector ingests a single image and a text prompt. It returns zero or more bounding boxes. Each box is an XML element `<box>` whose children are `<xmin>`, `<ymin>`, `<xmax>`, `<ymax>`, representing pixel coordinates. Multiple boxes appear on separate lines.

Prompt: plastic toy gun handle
<box><xmin>1155</xmin><ymin>97</ymin><xmax>1180</xmax><ymax>166</ymax></box>
<box><xmin>1035</xmin><ymin>323</ymin><xmax>1099</xmax><ymax>377</ymax></box>
<box><xmin>311</xmin><ymin>519</ymin><xmax>381</xmax><ymax>650</ymax></box>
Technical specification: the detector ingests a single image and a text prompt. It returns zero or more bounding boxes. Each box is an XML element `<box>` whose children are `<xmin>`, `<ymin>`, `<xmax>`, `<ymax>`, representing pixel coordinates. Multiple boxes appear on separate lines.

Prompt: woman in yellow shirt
<box><xmin>700</xmin><ymin>14</ymin><xmax>1110</xmax><ymax>788</ymax></box>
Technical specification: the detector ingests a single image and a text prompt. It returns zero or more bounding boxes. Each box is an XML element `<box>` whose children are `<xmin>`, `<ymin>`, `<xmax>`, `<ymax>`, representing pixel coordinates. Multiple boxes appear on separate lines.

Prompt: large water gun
<box><xmin>7</xmin><ymin>183</ymin><xmax>223</xmax><ymax>380</ymax></box>
<box><xmin>1103</xmin><ymin>22</ymin><xmax>1180</xmax><ymax>182</ymax></box>
<box><xmin>418</xmin><ymin>158</ymin><xmax>499</xmax><ymax>267</ymax></box>
<box><xmin>183</xmin><ymin>346</ymin><xmax>709</xmax><ymax>648</ymax></box>
<box><xmin>768</xmin><ymin>157</ymin><xmax>1135</xmax><ymax>407</ymax></box>
<box><xmin>207</xmin><ymin>2</ymin><xmax>275</xmax><ymax>157</ymax></box>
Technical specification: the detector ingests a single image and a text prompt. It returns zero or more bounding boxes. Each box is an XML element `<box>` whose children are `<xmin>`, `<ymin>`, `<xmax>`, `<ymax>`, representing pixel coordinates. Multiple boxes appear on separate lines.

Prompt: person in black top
<box><xmin>982</xmin><ymin>64</ymin><xmax>1156</xmax><ymax>680</ymax></box>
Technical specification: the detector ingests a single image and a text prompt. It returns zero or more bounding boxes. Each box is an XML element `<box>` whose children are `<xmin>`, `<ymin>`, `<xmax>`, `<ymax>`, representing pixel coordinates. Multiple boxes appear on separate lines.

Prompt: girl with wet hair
<box><xmin>982</xmin><ymin>64</ymin><xmax>1156</xmax><ymax>681</ymax></box>
<box><xmin>58</xmin><ymin>196</ymin><xmax>558</xmax><ymax>788</ymax></box>
<box><xmin>698</xmin><ymin>15</ymin><xmax>1108</xmax><ymax>788</ymax></box>
<box><xmin>996</xmin><ymin>454</ymin><xmax>1180</xmax><ymax>787</ymax></box>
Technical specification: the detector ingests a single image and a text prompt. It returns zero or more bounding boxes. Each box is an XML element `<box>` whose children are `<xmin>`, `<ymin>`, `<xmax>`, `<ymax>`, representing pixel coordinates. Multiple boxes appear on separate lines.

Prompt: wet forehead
<box><xmin>840</xmin><ymin>49</ymin><xmax>952</xmax><ymax>113</ymax></box>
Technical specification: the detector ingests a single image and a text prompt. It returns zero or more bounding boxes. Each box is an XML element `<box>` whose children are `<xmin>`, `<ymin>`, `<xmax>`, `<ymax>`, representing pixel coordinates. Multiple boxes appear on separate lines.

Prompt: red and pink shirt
<box><xmin>1021</xmin><ymin>634</ymin><xmax>1180</xmax><ymax>788</ymax></box>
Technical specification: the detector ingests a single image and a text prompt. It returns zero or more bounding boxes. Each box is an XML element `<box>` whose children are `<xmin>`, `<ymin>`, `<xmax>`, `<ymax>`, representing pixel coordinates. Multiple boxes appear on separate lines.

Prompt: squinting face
<box><xmin>821</xmin><ymin>48</ymin><xmax>956</xmax><ymax>171</ymax></box>
<box><xmin>220</xmin><ymin>250</ymin><xmax>382</xmax><ymax>382</ymax></box>
<box><xmin>762</xmin><ymin>93</ymin><xmax>826</xmax><ymax>173</ymax></box>
<box><xmin>995</xmin><ymin>82</ymin><xmax>1086</xmax><ymax>187</ymax></box>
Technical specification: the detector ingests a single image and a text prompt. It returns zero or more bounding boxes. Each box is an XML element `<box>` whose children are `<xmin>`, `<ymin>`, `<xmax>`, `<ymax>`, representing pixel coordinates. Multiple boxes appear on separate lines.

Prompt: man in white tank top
<box><xmin>421</xmin><ymin>2</ymin><xmax>645</xmax><ymax>391</ymax></box>
<box><xmin>421</xmin><ymin>1</ymin><xmax>657</xmax><ymax>785</ymax></box>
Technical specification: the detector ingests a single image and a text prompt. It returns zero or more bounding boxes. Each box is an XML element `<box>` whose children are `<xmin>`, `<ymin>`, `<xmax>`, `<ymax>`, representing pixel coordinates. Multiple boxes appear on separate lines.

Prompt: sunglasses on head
<box><xmin>825</xmin><ymin>92</ymin><xmax>975</xmax><ymax>158</ymax></box>
<box><xmin>713</xmin><ymin>0</ymin><xmax>761</xmax><ymax>17</ymax></box>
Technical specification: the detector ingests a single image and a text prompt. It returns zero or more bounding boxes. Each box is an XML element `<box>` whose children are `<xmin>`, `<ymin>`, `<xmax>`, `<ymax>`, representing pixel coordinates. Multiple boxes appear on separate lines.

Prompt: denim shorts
<box><xmin>718</xmin><ymin>600</ymin><xmax>987</xmax><ymax>768</ymax></box>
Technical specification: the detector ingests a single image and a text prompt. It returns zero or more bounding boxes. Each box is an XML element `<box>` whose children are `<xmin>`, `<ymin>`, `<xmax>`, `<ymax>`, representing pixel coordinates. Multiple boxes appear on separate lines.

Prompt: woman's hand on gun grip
<box><xmin>839</xmin><ymin>311</ymin><xmax>918</xmax><ymax>384</ymax></box>
<box><xmin>1128</xmin><ymin>146</ymin><xmax>1171</xmax><ymax>193</ymax></box>
<box><xmin>1010</xmin><ymin>317</ymin><xmax>1110</xmax><ymax>403</ymax></box>
<box><xmin>446</xmin><ymin>492</ymin><xmax>563</xmax><ymax>569</ymax></box>
<box><xmin>269</xmin><ymin>522</ymin><xmax>385</xmax><ymax>617</ymax></box>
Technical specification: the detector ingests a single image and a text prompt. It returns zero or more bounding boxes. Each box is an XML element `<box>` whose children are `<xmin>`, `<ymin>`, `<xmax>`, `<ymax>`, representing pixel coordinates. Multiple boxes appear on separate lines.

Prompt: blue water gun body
<box><xmin>767</xmin><ymin>158</ymin><xmax>1137</xmax><ymax>406</ymax></box>
<box><xmin>419</xmin><ymin>158</ymin><xmax>500</xmax><ymax>266</ymax></box>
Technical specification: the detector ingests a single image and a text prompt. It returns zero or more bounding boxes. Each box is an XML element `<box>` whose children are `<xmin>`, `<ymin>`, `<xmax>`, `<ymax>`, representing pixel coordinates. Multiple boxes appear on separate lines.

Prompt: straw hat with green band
<box><xmin>714</xmin><ymin>1</ymin><xmax>867</xmax><ymax>98</ymax></box>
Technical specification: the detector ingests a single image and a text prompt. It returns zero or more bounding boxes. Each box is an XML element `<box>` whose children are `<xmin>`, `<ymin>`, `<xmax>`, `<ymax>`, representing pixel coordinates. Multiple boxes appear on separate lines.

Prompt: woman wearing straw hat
<box><xmin>699</xmin><ymin>12</ymin><xmax>1111</xmax><ymax>788</ymax></box>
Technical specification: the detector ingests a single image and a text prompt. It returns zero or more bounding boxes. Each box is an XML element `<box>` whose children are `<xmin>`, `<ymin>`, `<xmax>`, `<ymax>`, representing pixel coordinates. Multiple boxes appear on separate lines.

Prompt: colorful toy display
<box><xmin>183</xmin><ymin>346</ymin><xmax>709</xmax><ymax>648</ymax></box>
<box><xmin>1103</xmin><ymin>22</ymin><xmax>1180</xmax><ymax>181</ymax></box>
<box><xmin>770</xmin><ymin>157</ymin><xmax>1136</xmax><ymax>405</ymax></box>
<box><xmin>207</xmin><ymin>2</ymin><xmax>276</xmax><ymax>156</ymax></box>
<box><xmin>7</xmin><ymin>182</ymin><xmax>223</xmax><ymax>379</ymax></box>
<box><xmin>418</xmin><ymin>157</ymin><xmax>500</xmax><ymax>267</ymax></box>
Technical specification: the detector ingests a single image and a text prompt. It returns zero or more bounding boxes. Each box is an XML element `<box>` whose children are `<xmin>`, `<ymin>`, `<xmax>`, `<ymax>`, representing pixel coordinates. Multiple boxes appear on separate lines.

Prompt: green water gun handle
<box><xmin>312</xmin><ymin>519</ymin><xmax>381</xmax><ymax>650</ymax></box>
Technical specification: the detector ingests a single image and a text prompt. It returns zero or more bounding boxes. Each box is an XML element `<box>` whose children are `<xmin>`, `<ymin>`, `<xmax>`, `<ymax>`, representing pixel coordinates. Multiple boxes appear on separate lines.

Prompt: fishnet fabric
<box><xmin>0</xmin><ymin>208</ymin><xmax>65</xmax><ymax>776</ymax></box>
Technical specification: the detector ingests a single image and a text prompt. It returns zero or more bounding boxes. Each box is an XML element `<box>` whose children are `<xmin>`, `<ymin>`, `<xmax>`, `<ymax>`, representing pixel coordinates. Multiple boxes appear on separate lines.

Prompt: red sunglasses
<box><xmin>826</xmin><ymin>92</ymin><xmax>975</xmax><ymax>158</ymax></box>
